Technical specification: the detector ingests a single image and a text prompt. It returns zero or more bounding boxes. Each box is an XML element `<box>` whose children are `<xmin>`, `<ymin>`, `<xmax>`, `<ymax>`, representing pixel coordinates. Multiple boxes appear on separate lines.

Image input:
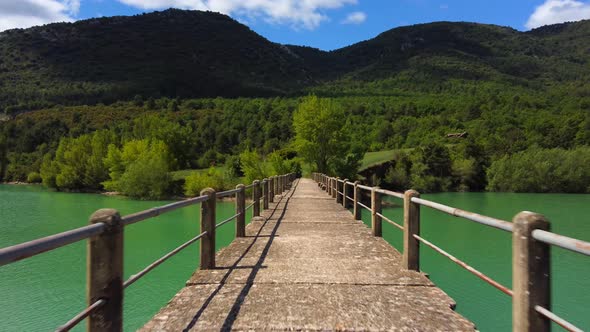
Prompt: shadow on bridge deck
<box><xmin>140</xmin><ymin>179</ymin><xmax>475</xmax><ymax>331</ymax></box>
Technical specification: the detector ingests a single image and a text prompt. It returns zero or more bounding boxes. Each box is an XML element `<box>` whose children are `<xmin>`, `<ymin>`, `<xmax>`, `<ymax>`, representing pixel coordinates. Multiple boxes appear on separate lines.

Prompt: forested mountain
<box><xmin>0</xmin><ymin>9</ymin><xmax>313</xmax><ymax>113</ymax></box>
<box><xmin>1</xmin><ymin>9</ymin><xmax>589</xmax><ymax>113</ymax></box>
<box><xmin>1</xmin><ymin>10</ymin><xmax>589</xmax><ymax>195</ymax></box>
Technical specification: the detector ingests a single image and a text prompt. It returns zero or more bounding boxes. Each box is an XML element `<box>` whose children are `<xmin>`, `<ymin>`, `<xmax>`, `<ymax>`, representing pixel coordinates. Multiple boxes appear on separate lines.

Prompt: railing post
<box><xmin>403</xmin><ymin>190</ymin><xmax>420</xmax><ymax>271</ymax></box>
<box><xmin>200</xmin><ymin>188</ymin><xmax>216</xmax><ymax>269</ymax></box>
<box><xmin>236</xmin><ymin>184</ymin><xmax>245</xmax><ymax>238</ymax></box>
<box><xmin>336</xmin><ymin>177</ymin><xmax>342</xmax><ymax>204</ymax></box>
<box><xmin>87</xmin><ymin>209</ymin><xmax>123</xmax><ymax>332</ymax></box>
<box><xmin>253</xmin><ymin>180</ymin><xmax>260</xmax><ymax>217</ymax></box>
<box><xmin>333</xmin><ymin>177</ymin><xmax>338</xmax><ymax>199</ymax></box>
<box><xmin>327</xmin><ymin>176</ymin><xmax>332</xmax><ymax>195</ymax></box>
<box><xmin>353</xmin><ymin>181</ymin><xmax>361</xmax><ymax>220</ymax></box>
<box><xmin>330</xmin><ymin>176</ymin><xmax>334</xmax><ymax>195</ymax></box>
<box><xmin>512</xmin><ymin>212</ymin><xmax>551</xmax><ymax>332</ymax></box>
<box><xmin>274</xmin><ymin>175</ymin><xmax>279</xmax><ymax>196</ymax></box>
<box><xmin>269</xmin><ymin>176</ymin><xmax>275</xmax><ymax>203</ymax></box>
<box><xmin>342</xmin><ymin>179</ymin><xmax>349</xmax><ymax>208</ymax></box>
<box><xmin>263</xmin><ymin>178</ymin><xmax>269</xmax><ymax>210</ymax></box>
<box><xmin>371</xmin><ymin>187</ymin><xmax>382</xmax><ymax>237</ymax></box>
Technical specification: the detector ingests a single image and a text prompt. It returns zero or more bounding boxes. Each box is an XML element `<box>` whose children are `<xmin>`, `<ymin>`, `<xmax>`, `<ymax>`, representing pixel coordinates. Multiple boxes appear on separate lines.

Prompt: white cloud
<box><xmin>526</xmin><ymin>0</ymin><xmax>590</xmax><ymax>29</ymax></box>
<box><xmin>341</xmin><ymin>11</ymin><xmax>366</xmax><ymax>24</ymax></box>
<box><xmin>0</xmin><ymin>0</ymin><xmax>79</xmax><ymax>32</ymax></box>
<box><xmin>117</xmin><ymin>0</ymin><xmax>358</xmax><ymax>29</ymax></box>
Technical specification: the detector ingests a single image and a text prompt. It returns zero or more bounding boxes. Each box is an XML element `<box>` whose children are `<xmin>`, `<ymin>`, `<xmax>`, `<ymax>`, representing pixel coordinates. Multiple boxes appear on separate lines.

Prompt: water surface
<box><xmin>358</xmin><ymin>192</ymin><xmax>590</xmax><ymax>331</ymax></box>
<box><xmin>1</xmin><ymin>185</ymin><xmax>588</xmax><ymax>331</ymax></box>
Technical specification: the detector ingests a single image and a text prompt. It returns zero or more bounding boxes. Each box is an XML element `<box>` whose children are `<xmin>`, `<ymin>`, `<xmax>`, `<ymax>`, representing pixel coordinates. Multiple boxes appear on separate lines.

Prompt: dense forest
<box><xmin>1</xmin><ymin>10</ymin><xmax>589</xmax><ymax>198</ymax></box>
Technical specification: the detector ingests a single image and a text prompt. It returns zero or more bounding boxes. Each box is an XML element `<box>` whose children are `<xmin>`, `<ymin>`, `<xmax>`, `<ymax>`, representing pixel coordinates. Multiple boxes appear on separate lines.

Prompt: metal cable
<box><xmin>535</xmin><ymin>306</ymin><xmax>582</xmax><ymax>332</ymax></box>
<box><xmin>376</xmin><ymin>212</ymin><xmax>403</xmax><ymax>231</ymax></box>
<box><xmin>410</xmin><ymin>197</ymin><xmax>513</xmax><ymax>232</ymax></box>
<box><xmin>215</xmin><ymin>213</ymin><xmax>240</xmax><ymax>229</ymax></box>
<box><xmin>0</xmin><ymin>223</ymin><xmax>106</xmax><ymax>267</ymax></box>
<box><xmin>357</xmin><ymin>202</ymin><xmax>371</xmax><ymax>211</ymax></box>
<box><xmin>123</xmin><ymin>231</ymin><xmax>208</xmax><ymax>288</ymax></box>
<box><xmin>532</xmin><ymin>229</ymin><xmax>590</xmax><ymax>256</ymax></box>
<box><xmin>55</xmin><ymin>299</ymin><xmax>106</xmax><ymax>332</ymax></box>
<box><xmin>413</xmin><ymin>234</ymin><xmax>513</xmax><ymax>296</ymax></box>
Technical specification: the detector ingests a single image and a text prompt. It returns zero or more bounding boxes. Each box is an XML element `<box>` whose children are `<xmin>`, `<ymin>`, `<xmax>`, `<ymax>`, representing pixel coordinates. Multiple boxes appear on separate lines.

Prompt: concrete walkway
<box><xmin>141</xmin><ymin>178</ymin><xmax>475</xmax><ymax>331</ymax></box>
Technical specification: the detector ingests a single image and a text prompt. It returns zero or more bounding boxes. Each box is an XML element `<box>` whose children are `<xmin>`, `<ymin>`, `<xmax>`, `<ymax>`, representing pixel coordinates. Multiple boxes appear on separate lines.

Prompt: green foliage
<box><xmin>0</xmin><ymin>9</ymin><xmax>311</xmax><ymax>112</ymax></box>
<box><xmin>293</xmin><ymin>96</ymin><xmax>362</xmax><ymax>176</ymax></box>
<box><xmin>102</xmin><ymin>139</ymin><xmax>172</xmax><ymax>199</ymax></box>
<box><xmin>40</xmin><ymin>130</ymin><xmax>115</xmax><ymax>190</ymax></box>
<box><xmin>2</xmin><ymin>15</ymin><xmax>590</xmax><ymax>194</ymax></box>
<box><xmin>268</xmin><ymin>151</ymin><xmax>290</xmax><ymax>175</ymax></box>
<box><xmin>487</xmin><ymin>147</ymin><xmax>590</xmax><ymax>193</ymax></box>
<box><xmin>184</xmin><ymin>167</ymin><xmax>228</xmax><ymax>196</ymax></box>
<box><xmin>116</xmin><ymin>155</ymin><xmax>171</xmax><ymax>199</ymax></box>
<box><xmin>26</xmin><ymin>171</ymin><xmax>42</xmax><ymax>183</ymax></box>
<box><xmin>239</xmin><ymin>150</ymin><xmax>269</xmax><ymax>184</ymax></box>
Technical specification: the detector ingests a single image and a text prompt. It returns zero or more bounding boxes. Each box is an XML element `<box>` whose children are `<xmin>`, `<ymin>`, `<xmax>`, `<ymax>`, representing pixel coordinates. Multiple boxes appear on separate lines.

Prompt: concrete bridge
<box><xmin>141</xmin><ymin>178</ymin><xmax>474</xmax><ymax>331</ymax></box>
<box><xmin>1</xmin><ymin>173</ymin><xmax>588</xmax><ymax>331</ymax></box>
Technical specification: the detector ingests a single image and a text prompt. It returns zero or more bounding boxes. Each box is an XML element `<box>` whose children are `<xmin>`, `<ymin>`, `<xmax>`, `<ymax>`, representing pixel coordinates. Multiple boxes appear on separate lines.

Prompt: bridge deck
<box><xmin>141</xmin><ymin>178</ymin><xmax>475</xmax><ymax>331</ymax></box>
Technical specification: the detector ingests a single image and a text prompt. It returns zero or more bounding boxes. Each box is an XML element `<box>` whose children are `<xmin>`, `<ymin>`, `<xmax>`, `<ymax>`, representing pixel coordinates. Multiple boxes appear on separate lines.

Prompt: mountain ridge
<box><xmin>1</xmin><ymin>9</ymin><xmax>589</xmax><ymax>113</ymax></box>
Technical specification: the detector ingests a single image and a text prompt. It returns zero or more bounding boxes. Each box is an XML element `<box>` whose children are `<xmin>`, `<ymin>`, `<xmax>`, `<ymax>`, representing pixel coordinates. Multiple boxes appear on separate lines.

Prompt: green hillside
<box><xmin>0</xmin><ymin>9</ymin><xmax>312</xmax><ymax>113</ymax></box>
<box><xmin>1</xmin><ymin>10</ymin><xmax>589</xmax><ymax>113</ymax></box>
<box><xmin>0</xmin><ymin>11</ymin><xmax>589</xmax><ymax>196</ymax></box>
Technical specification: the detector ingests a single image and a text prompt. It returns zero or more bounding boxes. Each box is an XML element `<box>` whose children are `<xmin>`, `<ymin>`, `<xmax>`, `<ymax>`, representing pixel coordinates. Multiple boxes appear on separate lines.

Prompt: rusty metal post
<box><xmin>269</xmin><ymin>176</ymin><xmax>275</xmax><ymax>203</ymax></box>
<box><xmin>236</xmin><ymin>184</ymin><xmax>245</xmax><ymax>238</ymax></box>
<box><xmin>253</xmin><ymin>180</ymin><xmax>260</xmax><ymax>217</ymax></box>
<box><xmin>263</xmin><ymin>178</ymin><xmax>269</xmax><ymax>210</ymax></box>
<box><xmin>403</xmin><ymin>190</ymin><xmax>420</xmax><ymax>271</ymax></box>
<box><xmin>342</xmin><ymin>179</ymin><xmax>349</xmax><ymax>208</ymax></box>
<box><xmin>200</xmin><ymin>188</ymin><xmax>216</xmax><ymax>269</ymax></box>
<box><xmin>353</xmin><ymin>181</ymin><xmax>361</xmax><ymax>220</ymax></box>
<box><xmin>513</xmin><ymin>212</ymin><xmax>551</xmax><ymax>332</ymax></box>
<box><xmin>371</xmin><ymin>187</ymin><xmax>382</xmax><ymax>237</ymax></box>
<box><xmin>87</xmin><ymin>209</ymin><xmax>123</xmax><ymax>332</ymax></box>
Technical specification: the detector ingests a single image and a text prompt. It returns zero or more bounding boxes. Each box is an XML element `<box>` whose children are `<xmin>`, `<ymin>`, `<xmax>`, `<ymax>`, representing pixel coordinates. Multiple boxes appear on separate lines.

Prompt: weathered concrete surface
<box><xmin>141</xmin><ymin>178</ymin><xmax>475</xmax><ymax>331</ymax></box>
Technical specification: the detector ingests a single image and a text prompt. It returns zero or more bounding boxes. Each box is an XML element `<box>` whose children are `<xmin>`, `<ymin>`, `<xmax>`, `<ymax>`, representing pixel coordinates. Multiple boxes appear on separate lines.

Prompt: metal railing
<box><xmin>0</xmin><ymin>173</ymin><xmax>295</xmax><ymax>331</ymax></box>
<box><xmin>312</xmin><ymin>172</ymin><xmax>589</xmax><ymax>332</ymax></box>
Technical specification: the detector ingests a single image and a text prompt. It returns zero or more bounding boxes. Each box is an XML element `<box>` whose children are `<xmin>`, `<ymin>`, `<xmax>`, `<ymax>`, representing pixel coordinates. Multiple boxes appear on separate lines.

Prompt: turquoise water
<box><xmin>1</xmin><ymin>185</ymin><xmax>589</xmax><ymax>331</ymax></box>
<box><xmin>357</xmin><ymin>192</ymin><xmax>590</xmax><ymax>331</ymax></box>
<box><xmin>0</xmin><ymin>184</ymin><xmax>251</xmax><ymax>331</ymax></box>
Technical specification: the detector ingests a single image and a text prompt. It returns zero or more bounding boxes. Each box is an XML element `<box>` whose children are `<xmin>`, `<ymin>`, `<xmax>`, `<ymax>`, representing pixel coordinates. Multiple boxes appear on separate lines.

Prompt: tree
<box><xmin>39</xmin><ymin>130</ymin><xmax>115</xmax><ymax>190</ymax></box>
<box><xmin>103</xmin><ymin>139</ymin><xmax>173</xmax><ymax>198</ymax></box>
<box><xmin>293</xmin><ymin>96</ymin><xmax>357</xmax><ymax>175</ymax></box>
<box><xmin>239</xmin><ymin>150</ymin><xmax>269</xmax><ymax>184</ymax></box>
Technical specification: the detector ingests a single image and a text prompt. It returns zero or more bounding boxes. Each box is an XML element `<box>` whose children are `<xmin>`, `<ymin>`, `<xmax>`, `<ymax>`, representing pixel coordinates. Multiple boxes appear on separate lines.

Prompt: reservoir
<box><xmin>0</xmin><ymin>184</ymin><xmax>588</xmax><ymax>331</ymax></box>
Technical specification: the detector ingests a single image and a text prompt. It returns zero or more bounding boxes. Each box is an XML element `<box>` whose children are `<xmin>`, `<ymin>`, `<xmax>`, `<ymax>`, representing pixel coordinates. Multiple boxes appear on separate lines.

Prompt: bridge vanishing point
<box><xmin>1</xmin><ymin>172</ymin><xmax>588</xmax><ymax>331</ymax></box>
<box><xmin>141</xmin><ymin>177</ymin><xmax>474</xmax><ymax>331</ymax></box>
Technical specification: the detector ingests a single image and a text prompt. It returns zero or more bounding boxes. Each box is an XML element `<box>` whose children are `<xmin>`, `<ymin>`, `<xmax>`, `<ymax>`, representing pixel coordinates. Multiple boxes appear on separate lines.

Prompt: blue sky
<box><xmin>2</xmin><ymin>0</ymin><xmax>590</xmax><ymax>50</ymax></box>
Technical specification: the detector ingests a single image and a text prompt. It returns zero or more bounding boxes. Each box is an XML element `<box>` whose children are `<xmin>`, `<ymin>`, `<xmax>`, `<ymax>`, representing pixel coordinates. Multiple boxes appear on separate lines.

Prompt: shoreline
<box><xmin>0</xmin><ymin>182</ymin><xmax>246</xmax><ymax>202</ymax></box>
